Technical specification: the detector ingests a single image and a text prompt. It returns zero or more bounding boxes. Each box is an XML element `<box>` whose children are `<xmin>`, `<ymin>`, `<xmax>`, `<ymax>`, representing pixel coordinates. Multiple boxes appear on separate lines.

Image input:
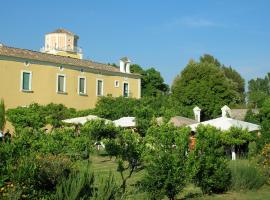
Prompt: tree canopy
<box><xmin>171</xmin><ymin>55</ymin><xmax>243</xmax><ymax>120</ymax></box>
<box><xmin>130</xmin><ymin>64</ymin><xmax>169</xmax><ymax>97</ymax></box>
<box><xmin>248</xmin><ymin>73</ymin><xmax>270</xmax><ymax>108</ymax></box>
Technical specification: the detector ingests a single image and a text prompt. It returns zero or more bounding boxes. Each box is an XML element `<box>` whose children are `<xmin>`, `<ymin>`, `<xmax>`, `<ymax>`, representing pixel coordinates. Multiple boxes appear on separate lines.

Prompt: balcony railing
<box><xmin>40</xmin><ymin>46</ymin><xmax>82</xmax><ymax>54</ymax></box>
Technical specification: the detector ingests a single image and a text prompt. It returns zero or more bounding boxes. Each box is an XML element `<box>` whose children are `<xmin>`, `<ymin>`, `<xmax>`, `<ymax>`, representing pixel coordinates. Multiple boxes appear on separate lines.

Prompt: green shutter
<box><xmin>22</xmin><ymin>72</ymin><xmax>30</xmax><ymax>90</ymax></box>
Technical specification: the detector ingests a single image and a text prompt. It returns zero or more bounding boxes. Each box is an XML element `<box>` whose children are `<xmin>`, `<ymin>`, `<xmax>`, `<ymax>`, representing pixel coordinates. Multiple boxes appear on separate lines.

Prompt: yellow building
<box><xmin>0</xmin><ymin>29</ymin><xmax>141</xmax><ymax>112</ymax></box>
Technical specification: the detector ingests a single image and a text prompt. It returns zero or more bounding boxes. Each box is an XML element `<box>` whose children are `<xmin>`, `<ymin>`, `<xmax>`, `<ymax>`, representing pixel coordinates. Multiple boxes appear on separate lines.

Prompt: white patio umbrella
<box><xmin>62</xmin><ymin>115</ymin><xmax>100</xmax><ymax>125</ymax></box>
<box><xmin>113</xmin><ymin>117</ymin><xmax>136</xmax><ymax>128</ymax></box>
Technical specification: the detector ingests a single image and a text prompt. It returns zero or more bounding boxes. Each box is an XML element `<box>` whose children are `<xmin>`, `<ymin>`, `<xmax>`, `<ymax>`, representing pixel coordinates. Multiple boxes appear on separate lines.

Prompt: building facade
<box><xmin>0</xmin><ymin>29</ymin><xmax>141</xmax><ymax>112</ymax></box>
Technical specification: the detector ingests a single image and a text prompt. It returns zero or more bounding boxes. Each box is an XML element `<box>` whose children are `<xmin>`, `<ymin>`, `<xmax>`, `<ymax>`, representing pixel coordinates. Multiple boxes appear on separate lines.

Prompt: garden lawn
<box><xmin>192</xmin><ymin>185</ymin><xmax>270</xmax><ymax>200</ymax></box>
<box><xmin>90</xmin><ymin>154</ymin><xmax>270</xmax><ymax>200</ymax></box>
<box><xmin>90</xmin><ymin>154</ymin><xmax>147</xmax><ymax>199</ymax></box>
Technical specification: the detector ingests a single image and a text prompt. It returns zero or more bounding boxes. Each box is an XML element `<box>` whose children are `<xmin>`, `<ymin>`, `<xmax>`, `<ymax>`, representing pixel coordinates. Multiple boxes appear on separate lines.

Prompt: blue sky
<box><xmin>1</xmin><ymin>0</ymin><xmax>270</xmax><ymax>86</ymax></box>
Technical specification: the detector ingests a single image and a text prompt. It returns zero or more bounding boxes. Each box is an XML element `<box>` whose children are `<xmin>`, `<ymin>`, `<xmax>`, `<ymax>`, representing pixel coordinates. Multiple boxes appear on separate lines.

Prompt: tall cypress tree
<box><xmin>0</xmin><ymin>99</ymin><xmax>6</xmax><ymax>131</ymax></box>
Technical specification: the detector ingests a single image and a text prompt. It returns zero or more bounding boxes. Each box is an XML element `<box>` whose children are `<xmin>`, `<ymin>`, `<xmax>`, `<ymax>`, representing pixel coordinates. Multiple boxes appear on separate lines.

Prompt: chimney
<box><xmin>193</xmin><ymin>106</ymin><xmax>201</xmax><ymax>122</ymax></box>
<box><xmin>221</xmin><ymin>105</ymin><xmax>231</xmax><ymax>118</ymax></box>
<box><xmin>120</xmin><ymin>57</ymin><xmax>131</xmax><ymax>73</ymax></box>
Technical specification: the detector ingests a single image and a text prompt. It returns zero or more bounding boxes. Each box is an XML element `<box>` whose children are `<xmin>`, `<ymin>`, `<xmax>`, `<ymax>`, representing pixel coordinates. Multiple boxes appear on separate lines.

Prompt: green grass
<box><xmin>90</xmin><ymin>155</ymin><xmax>270</xmax><ymax>200</ymax></box>
<box><xmin>194</xmin><ymin>186</ymin><xmax>270</xmax><ymax>200</ymax></box>
<box><xmin>90</xmin><ymin>154</ymin><xmax>147</xmax><ymax>199</ymax></box>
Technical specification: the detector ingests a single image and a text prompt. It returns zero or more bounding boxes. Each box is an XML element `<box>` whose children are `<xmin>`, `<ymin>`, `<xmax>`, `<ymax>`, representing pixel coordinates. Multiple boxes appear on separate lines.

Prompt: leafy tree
<box><xmin>130</xmin><ymin>64</ymin><xmax>144</xmax><ymax>74</ymax></box>
<box><xmin>221</xmin><ymin>127</ymin><xmax>257</xmax><ymax>146</ymax></box>
<box><xmin>257</xmin><ymin>98</ymin><xmax>270</xmax><ymax>148</ymax></box>
<box><xmin>222</xmin><ymin>66</ymin><xmax>245</xmax><ymax>103</ymax></box>
<box><xmin>130</xmin><ymin>64</ymin><xmax>169</xmax><ymax>97</ymax></box>
<box><xmin>199</xmin><ymin>54</ymin><xmax>221</xmax><ymax>67</ymax></box>
<box><xmin>0</xmin><ymin>99</ymin><xmax>5</xmax><ymax>131</ymax></box>
<box><xmin>43</xmin><ymin>103</ymin><xmax>76</xmax><ymax>129</ymax></box>
<box><xmin>172</xmin><ymin>58</ymin><xmax>240</xmax><ymax>120</ymax></box>
<box><xmin>189</xmin><ymin>125</ymin><xmax>231</xmax><ymax>194</ymax></box>
<box><xmin>108</xmin><ymin>130</ymin><xmax>143</xmax><ymax>193</ymax></box>
<box><xmin>248</xmin><ymin>73</ymin><xmax>270</xmax><ymax>108</ymax></box>
<box><xmin>142</xmin><ymin>124</ymin><xmax>190</xmax><ymax>200</ymax></box>
<box><xmin>6</xmin><ymin>103</ymin><xmax>76</xmax><ymax>132</ymax></box>
<box><xmin>245</xmin><ymin>109</ymin><xmax>260</xmax><ymax>124</ymax></box>
<box><xmin>94</xmin><ymin>96</ymin><xmax>139</xmax><ymax>120</ymax></box>
<box><xmin>6</xmin><ymin>103</ymin><xmax>46</xmax><ymax>131</ymax></box>
<box><xmin>81</xmin><ymin>119</ymin><xmax>120</xmax><ymax>141</ymax></box>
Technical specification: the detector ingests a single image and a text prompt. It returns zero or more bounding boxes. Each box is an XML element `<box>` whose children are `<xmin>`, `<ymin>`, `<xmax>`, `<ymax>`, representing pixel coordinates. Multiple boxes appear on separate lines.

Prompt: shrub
<box><xmin>104</xmin><ymin>139</ymin><xmax>121</xmax><ymax>159</ymax></box>
<box><xmin>81</xmin><ymin>119</ymin><xmax>120</xmax><ymax>141</ymax></box>
<box><xmin>259</xmin><ymin>143</ymin><xmax>270</xmax><ymax>183</ymax></box>
<box><xmin>35</xmin><ymin>155</ymin><xmax>72</xmax><ymax>191</ymax></box>
<box><xmin>229</xmin><ymin>160</ymin><xmax>266</xmax><ymax>190</ymax></box>
<box><xmin>94</xmin><ymin>96</ymin><xmax>139</xmax><ymax>120</ymax></box>
<box><xmin>190</xmin><ymin>125</ymin><xmax>231</xmax><ymax>194</ymax></box>
<box><xmin>142</xmin><ymin>124</ymin><xmax>190</xmax><ymax>200</ymax></box>
<box><xmin>54</xmin><ymin>164</ymin><xmax>118</xmax><ymax>200</ymax></box>
<box><xmin>6</xmin><ymin>104</ymin><xmax>46</xmax><ymax>131</ymax></box>
<box><xmin>248</xmin><ymin>141</ymin><xmax>257</xmax><ymax>159</ymax></box>
<box><xmin>6</xmin><ymin>103</ymin><xmax>76</xmax><ymax>131</ymax></box>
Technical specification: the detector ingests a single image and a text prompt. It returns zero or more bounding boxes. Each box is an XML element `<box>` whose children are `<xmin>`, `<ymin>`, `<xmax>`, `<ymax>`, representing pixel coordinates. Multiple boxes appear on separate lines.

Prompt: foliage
<box><xmin>6</xmin><ymin>103</ymin><xmax>76</xmax><ymax>132</ymax></box>
<box><xmin>220</xmin><ymin>127</ymin><xmax>256</xmax><ymax>146</ymax></box>
<box><xmin>229</xmin><ymin>160</ymin><xmax>266</xmax><ymax>191</ymax></box>
<box><xmin>2</xmin><ymin>153</ymin><xmax>72</xmax><ymax>199</ymax></box>
<box><xmin>6</xmin><ymin>103</ymin><xmax>46</xmax><ymax>131</ymax></box>
<box><xmin>43</xmin><ymin>103</ymin><xmax>76</xmax><ymax>129</ymax></box>
<box><xmin>189</xmin><ymin>125</ymin><xmax>231</xmax><ymax>194</ymax></box>
<box><xmin>171</xmin><ymin>56</ymin><xmax>241</xmax><ymax>120</ymax></box>
<box><xmin>0</xmin><ymin>99</ymin><xmax>5</xmax><ymax>131</ymax></box>
<box><xmin>257</xmin><ymin>98</ymin><xmax>270</xmax><ymax>147</ymax></box>
<box><xmin>81</xmin><ymin>119</ymin><xmax>120</xmax><ymax>141</ymax></box>
<box><xmin>55</xmin><ymin>164</ymin><xmax>118</xmax><ymax>200</ymax></box>
<box><xmin>130</xmin><ymin>64</ymin><xmax>169</xmax><ymax>97</ymax></box>
<box><xmin>0</xmin><ymin>127</ymin><xmax>95</xmax><ymax>199</ymax></box>
<box><xmin>142</xmin><ymin>124</ymin><xmax>190</xmax><ymax>200</ymax></box>
<box><xmin>35</xmin><ymin>155</ymin><xmax>72</xmax><ymax>191</ymax></box>
<box><xmin>106</xmin><ymin>130</ymin><xmax>143</xmax><ymax>193</ymax></box>
<box><xmin>222</xmin><ymin>66</ymin><xmax>245</xmax><ymax>103</ymax></box>
<box><xmin>248</xmin><ymin>73</ymin><xmax>270</xmax><ymax>108</ymax></box>
<box><xmin>94</xmin><ymin>96</ymin><xmax>139</xmax><ymax>120</ymax></box>
<box><xmin>244</xmin><ymin>109</ymin><xmax>260</xmax><ymax>124</ymax></box>
<box><xmin>248</xmin><ymin>141</ymin><xmax>257</xmax><ymax>159</ymax></box>
<box><xmin>134</xmin><ymin>105</ymin><xmax>155</xmax><ymax>137</ymax></box>
<box><xmin>104</xmin><ymin>139</ymin><xmax>121</xmax><ymax>159</ymax></box>
<box><xmin>258</xmin><ymin>143</ymin><xmax>270</xmax><ymax>183</ymax></box>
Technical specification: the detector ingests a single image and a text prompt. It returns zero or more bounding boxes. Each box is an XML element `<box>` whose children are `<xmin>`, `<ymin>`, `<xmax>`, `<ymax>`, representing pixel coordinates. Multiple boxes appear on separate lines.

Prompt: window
<box><xmin>123</xmin><ymin>82</ymin><xmax>129</xmax><ymax>97</ymax></box>
<box><xmin>57</xmin><ymin>74</ymin><xmax>66</xmax><ymax>93</ymax></box>
<box><xmin>78</xmin><ymin>77</ymin><xmax>86</xmax><ymax>95</ymax></box>
<box><xmin>114</xmin><ymin>80</ymin><xmax>119</xmax><ymax>88</ymax></box>
<box><xmin>21</xmin><ymin>71</ymin><xmax>32</xmax><ymax>91</ymax></box>
<box><xmin>97</xmin><ymin>80</ymin><xmax>103</xmax><ymax>96</ymax></box>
